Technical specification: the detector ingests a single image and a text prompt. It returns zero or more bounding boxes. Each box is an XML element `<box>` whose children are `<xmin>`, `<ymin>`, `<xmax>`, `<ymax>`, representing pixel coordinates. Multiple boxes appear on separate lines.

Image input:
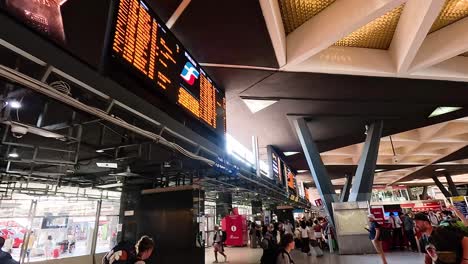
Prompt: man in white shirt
<box><xmin>390</xmin><ymin>213</ymin><xmax>404</xmax><ymax>249</ymax></box>
<box><xmin>284</xmin><ymin>220</ymin><xmax>293</xmax><ymax>235</ymax></box>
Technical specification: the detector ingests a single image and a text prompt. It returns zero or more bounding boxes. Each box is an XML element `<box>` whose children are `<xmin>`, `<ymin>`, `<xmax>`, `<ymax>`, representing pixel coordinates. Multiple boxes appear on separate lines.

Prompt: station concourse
<box><xmin>0</xmin><ymin>0</ymin><xmax>467</xmax><ymax>264</ymax></box>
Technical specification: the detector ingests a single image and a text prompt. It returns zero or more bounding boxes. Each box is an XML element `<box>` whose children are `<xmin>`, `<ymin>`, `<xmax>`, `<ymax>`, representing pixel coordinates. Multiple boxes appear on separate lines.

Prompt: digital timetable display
<box><xmin>110</xmin><ymin>0</ymin><xmax>226</xmax><ymax>133</ymax></box>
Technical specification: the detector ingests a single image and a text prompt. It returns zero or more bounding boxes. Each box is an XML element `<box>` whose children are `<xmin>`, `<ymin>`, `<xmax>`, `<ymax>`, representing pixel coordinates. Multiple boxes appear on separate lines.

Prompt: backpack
<box><xmin>221</xmin><ymin>231</ymin><xmax>227</xmax><ymax>243</ymax></box>
<box><xmin>102</xmin><ymin>241</ymin><xmax>137</xmax><ymax>264</ymax></box>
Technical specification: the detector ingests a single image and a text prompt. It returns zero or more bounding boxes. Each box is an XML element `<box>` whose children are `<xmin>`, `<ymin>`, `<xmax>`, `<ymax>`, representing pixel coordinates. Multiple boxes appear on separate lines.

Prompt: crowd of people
<box><xmin>245</xmin><ymin>217</ymin><xmax>332</xmax><ymax>264</ymax></box>
<box><xmin>367</xmin><ymin>204</ymin><xmax>468</xmax><ymax>264</ymax></box>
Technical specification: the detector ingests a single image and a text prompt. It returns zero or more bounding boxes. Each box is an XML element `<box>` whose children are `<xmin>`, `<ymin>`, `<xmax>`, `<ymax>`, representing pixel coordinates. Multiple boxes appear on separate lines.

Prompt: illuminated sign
<box><xmin>180</xmin><ymin>62</ymin><xmax>200</xmax><ymax>86</ymax></box>
<box><xmin>109</xmin><ymin>0</ymin><xmax>226</xmax><ymax>133</ymax></box>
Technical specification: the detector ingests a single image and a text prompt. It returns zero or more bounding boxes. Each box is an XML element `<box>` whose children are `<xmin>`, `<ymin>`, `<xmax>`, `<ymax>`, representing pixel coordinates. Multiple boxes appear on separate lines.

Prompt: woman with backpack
<box><xmin>213</xmin><ymin>226</ymin><xmax>227</xmax><ymax>263</ymax></box>
<box><xmin>261</xmin><ymin>224</ymin><xmax>277</xmax><ymax>264</ymax></box>
<box><xmin>276</xmin><ymin>233</ymin><xmax>295</xmax><ymax>264</ymax></box>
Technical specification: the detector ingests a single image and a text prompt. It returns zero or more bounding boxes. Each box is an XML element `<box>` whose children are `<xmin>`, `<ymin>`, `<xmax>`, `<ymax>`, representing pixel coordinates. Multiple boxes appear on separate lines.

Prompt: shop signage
<box><xmin>451</xmin><ymin>196</ymin><xmax>468</xmax><ymax>218</ymax></box>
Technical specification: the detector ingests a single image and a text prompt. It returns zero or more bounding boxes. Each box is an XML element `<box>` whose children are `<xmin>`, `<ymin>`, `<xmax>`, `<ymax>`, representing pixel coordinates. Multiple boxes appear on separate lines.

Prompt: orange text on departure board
<box><xmin>178</xmin><ymin>87</ymin><xmax>200</xmax><ymax>117</ymax></box>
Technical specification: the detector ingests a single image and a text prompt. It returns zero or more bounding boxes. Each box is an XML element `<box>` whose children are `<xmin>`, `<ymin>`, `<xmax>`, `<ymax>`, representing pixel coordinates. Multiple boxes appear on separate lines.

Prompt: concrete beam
<box><xmin>293</xmin><ymin>118</ymin><xmax>338</xmax><ymax>226</ymax></box>
<box><xmin>349</xmin><ymin>121</ymin><xmax>383</xmax><ymax>202</ymax></box>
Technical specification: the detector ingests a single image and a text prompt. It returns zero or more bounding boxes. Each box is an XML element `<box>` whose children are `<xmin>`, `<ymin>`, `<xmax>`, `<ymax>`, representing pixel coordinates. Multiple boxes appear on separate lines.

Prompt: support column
<box><xmin>251</xmin><ymin>200</ymin><xmax>263</xmax><ymax>215</ymax></box>
<box><xmin>349</xmin><ymin>121</ymin><xmax>383</xmax><ymax>202</ymax></box>
<box><xmin>293</xmin><ymin>118</ymin><xmax>338</xmax><ymax>226</ymax></box>
<box><xmin>340</xmin><ymin>174</ymin><xmax>353</xmax><ymax>202</ymax></box>
<box><xmin>444</xmin><ymin>172</ymin><xmax>459</xmax><ymax>196</ymax></box>
<box><xmin>216</xmin><ymin>192</ymin><xmax>232</xmax><ymax>221</ymax></box>
<box><xmin>420</xmin><ymin>186</ymin><xmax>428</xmax><ymax>200</ymax></box>
<box><xmin>431</xmin><ymin>175</ymin><xmax>452</xmax><ymax>198</ymax></box>
<box><xmin>91</xmin><ymin>200</ymin><xmax>102</xmax><ymax>264</ymax></box>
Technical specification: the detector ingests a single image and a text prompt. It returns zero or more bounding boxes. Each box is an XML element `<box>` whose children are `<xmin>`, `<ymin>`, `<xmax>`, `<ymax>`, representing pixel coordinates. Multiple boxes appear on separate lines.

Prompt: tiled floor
<box><xmin>205</xmin><ymin>247</ymin><xmax>424</xmax><ymax>264</ymax></box>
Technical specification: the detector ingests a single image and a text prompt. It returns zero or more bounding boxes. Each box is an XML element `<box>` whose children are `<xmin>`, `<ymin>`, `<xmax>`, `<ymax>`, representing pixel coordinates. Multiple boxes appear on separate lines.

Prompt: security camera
<box><xmin>10</xmin><ymin>124</ymin><xmax>28</xmax><ymax>138</ymax></box>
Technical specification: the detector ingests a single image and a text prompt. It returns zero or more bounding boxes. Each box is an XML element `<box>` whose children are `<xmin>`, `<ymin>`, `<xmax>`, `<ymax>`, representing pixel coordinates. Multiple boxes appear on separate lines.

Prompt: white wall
<box><xmin>31</xmin><ymin>253</ymin><xmax>106</xmax><ymax>264</ymax></box>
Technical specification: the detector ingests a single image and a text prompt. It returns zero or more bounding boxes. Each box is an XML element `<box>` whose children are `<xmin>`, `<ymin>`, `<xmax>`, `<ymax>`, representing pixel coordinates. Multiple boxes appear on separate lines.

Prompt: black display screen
<box><xmin>109</xmin><ymin>0</ymin><xmax>226</xmax><ymax>134</ymax></box>
<box><xmin>0</xmin><ymin>0</ymin><xmax>111</xmax><ymax>68</ymax></box>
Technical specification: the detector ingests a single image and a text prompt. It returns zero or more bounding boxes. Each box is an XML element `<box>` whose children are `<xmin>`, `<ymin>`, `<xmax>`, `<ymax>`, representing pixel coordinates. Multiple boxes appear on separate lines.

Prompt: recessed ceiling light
<box><xmin>242</xmin><ymin>99</ymin><xmax>278</xmax><ymax>113</ymax></box>
<box><xmin>435</xmin><ymin>168</ymin><xmax>446</xmax><ymax>172</ymax></box>
<box><xmin>375</xmin><ymin>169</ymin><xmax>385</xmax><ymax>172</ymax></box>
<box><xmin>284</xmin><ymin>151</ymin><xmax>299</xmax><ymax>156</ymax></box>
<box><xmin>429</xmin><ymin>107</ymin><xmax>462</xmax><ymax>118</ymax></box>
<box><xmin>8</xmin><ymin>148</ymin><xmax>19</xmax><ymax>158</ymax></box>
<box><xmin>96</xmin><ymin>149</ymin><xmax>104</xmax><ymax>153</ymax></box>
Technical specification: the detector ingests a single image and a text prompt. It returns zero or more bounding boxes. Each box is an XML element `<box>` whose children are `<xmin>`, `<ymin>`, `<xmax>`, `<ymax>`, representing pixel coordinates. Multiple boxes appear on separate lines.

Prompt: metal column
<box><xmin>349</xmin><ymin>121</ymin><xmax>383</xmax><ymax>202</ymax></box>
<box><xmin>340</xmin><ymin>174</ymin><xmax>353</xmax><ymax>202</ymax></box>
<box><xmin>20</xmin><ymin>200</ymin><xmax>37</xmax><ymax>264</ymax></box>
<box><xmin>91</xmin><ymin>199</ymin><xmax>103</xmax><ymax>264</ymax></box>
<box><xmin>252</xmin><ymin>136</ymin><xmax>261</xmax><ymax>177</ymax></box>
<box><xmin>431</xmin><ymin>175</ymin><xmax>452</xmax><ymax>198</ymax></box>
<box><xmin>293</xmin><ymin>118</ymin><xmax>338</xmax><ymax>226</ymax></box>
<box><xmin>444</xmin><ymin>172</ymin><xmax>460</xmax><ymax>196</ymax></box>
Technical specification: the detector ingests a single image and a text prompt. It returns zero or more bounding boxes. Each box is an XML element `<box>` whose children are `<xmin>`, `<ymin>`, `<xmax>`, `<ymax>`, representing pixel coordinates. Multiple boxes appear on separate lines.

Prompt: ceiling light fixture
<box><xmin>96</xmin><ymin>182</ymin><xmax>123</xmax><ymax>189</ymax></box>
<box><xmin>242</xmin><ymin>99</ymin><xmax>278</xmax><ymax>114</ymax></box>
<box><xmin>297</xmin><ymin>170</ymin><xmax>308</xmax><ymax>173</ymax></box>
<box><xmin>284</xmin><ymin>151</ymin><xmax>299</xmax><ymax>157</ymax></box>
<box><xmin>435</xmin><ymin>168</ymin><xmax>446</xmax><ymax>172</ymax></box>
<box><xmin>8</xmin><ymin>148</ymin><xmax>19</xmax><ymax>158</ymax></box>
<box><xmin>7</xmin><ymin>100</ymin><xmax>22</xmax><ymax>109</ymax></box>
<box><xmin>96</xmin><ymin>162</ymin><xmax>118</xmax><ymax>169</ymax></box>
<box><xmin>429</xmin><ymin>107</ymin><xmax>462</xmax><ymax>118</ymax></box>
<box><xmin>96</xmin><ymin>149</ymin><xmax>104</xmax><ymax>153</ymax></box>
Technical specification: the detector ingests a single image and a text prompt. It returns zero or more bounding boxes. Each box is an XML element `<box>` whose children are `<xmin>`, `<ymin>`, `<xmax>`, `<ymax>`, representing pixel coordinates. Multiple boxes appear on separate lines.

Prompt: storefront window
<box><xmin>0</xmin><ymin>199</ymin><xmax>32</xmax><ymax>261</ymax></box>
<box><xmin>0</xmin><ymin>189</ymin><xmax>121</xmax><ymax>263</ymax></box>
<box><xmin>28</xmin><ymin>199</ymin><xmax>98</xmax><ymax>262</ymax></box>
<box><xmin>95</xmin><ymin>201</ymin><xmax>120</xmax><ymax>254</ymax></box>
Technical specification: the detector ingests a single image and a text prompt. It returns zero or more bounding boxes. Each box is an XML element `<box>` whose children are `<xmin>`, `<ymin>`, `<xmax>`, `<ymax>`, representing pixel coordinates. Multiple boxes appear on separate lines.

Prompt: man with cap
<box><xmin>414</xmin><ymin>212</ymin><xmax>468</xmax><ymax>264</ymax></box>
<box><xmin>367</xmin><ymin>214</ymin><xmax>388</xmax><ymax>264</ymax></box>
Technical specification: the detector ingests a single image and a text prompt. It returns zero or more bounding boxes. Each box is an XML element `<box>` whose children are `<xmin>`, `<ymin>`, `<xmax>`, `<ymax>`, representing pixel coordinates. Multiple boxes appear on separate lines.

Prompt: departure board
<box><xmin>110</xmin><ymin>0</ymin><xmax>225</xmax><ymax>133</ymax></box>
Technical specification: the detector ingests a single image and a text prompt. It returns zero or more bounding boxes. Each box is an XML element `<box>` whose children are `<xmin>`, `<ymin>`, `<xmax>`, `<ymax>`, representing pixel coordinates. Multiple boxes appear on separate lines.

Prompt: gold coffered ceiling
<box><xmin>278</xmin><ymin>0</ymin><xmax>336</xmax><ymax>34</ymax></box>
<box><xmin>334</xmin><ymin>5</ymin><xmax>404</xmax><ymax>50</ymax></box>
<box><xmin>429</xmin><ymin>0</ymin><xmax>468</xmax><ymax>33</ymax></box>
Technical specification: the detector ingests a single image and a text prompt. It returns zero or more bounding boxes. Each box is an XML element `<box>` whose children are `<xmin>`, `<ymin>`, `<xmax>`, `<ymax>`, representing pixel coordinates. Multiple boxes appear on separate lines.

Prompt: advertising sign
<box><xmin>451</xmin><ymin>196</ymin><xmax>468</xmax><ymax>218</ymax></box>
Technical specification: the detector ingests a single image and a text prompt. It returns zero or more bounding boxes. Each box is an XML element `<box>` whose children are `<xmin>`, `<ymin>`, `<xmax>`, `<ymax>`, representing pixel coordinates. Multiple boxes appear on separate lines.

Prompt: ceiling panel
<box><xmin>334</xmin><ymin>4</ymin><xmax>405</xmax><ymax>50</ymax></box>
<box><xmin>171</xmin><ymin>0</ymin><xmax>278</xmax><ymax>68</ymax></box>
<box><xmin>429</xmin><ymin>0</ymin><xmax>468</xmax><ymax>33</ymax></box>
<box><xmin>147</xmin><ymin>0</ymin><xmax>183</xmax><ymax>23</ymax></box>
<box><xmin>278</xmin><ymin>0</ymin><xmax>336</xmax><ymax>34</ymax></box>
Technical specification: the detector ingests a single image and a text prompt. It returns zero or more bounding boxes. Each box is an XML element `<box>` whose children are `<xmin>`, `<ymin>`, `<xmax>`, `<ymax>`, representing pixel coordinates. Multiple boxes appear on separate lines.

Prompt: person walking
<box><xmin>414</xmin><ymin>213</ymin><xmax>468</xmax><ymax>264</ymax></box>
<box><xmin>44</xmin><ymin>235</ymin><xmax>54</xmax><ymax>260</ymax></box>
<box><xmin>390</xmin><ymin>213</ymin><xmax>404</xmax><ymax>250</ymax></box>
<box><xmin>213</xmin><ymin>226</ymin><xmax>227</xmax><ymax>263</ymax></box>
<box><xmin>284</xmin><ymin>220</ymin><xmax>293</xmax><ymax>235</ymax></box>
<box><xmin>299</xmin><ymin>221</ymin><xmax>311</xmax><ymax>256</ymax></box>
<box><xmin>102</xmin><ymin>235</ymin><xmax>154</xmax><ymax>264</ymax></box>
<box><xmin>261</xmin><ymin>224</ymin><xmax>277</xmax><ymax>264</ymax></box>
<box><xmin>403</xmin><ymin>213</ymin><xmax>418</xmax><ymax>252</ymax></box>
<box><xmin>307</xmin><ymin>221</ymin><xmax>323</xmax><ymax>257</ymax></box>
<box><xmin>368</xmin><ymin>214</ymin><xmax>388</xmax><ymax>264</ymax></box>
<box><xmin>0</xmin><ymin>237</ymin><xmax>19</xmax><ymax>264</ymax></box>
<box><xmin>276</xmin><ymin>234</ymin><xmax>295</xmax><ymax>264</ymax></box>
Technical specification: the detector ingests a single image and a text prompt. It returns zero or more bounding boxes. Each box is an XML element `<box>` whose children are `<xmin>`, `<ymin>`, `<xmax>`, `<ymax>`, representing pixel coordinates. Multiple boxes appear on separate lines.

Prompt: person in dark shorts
<box><xmin>414</xmin><ymin>213</ymin><xmax>468</xmax><ymax>264</ymax></box>
<box><xmin>213</xmin><ymin>226</ymin><xmax>227</xmax><ymax>263</ymax></box>
<box><xmin>367</xmin><ymin>214</ymin><xmax>388</xmax><ymax>264</ymax></box>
